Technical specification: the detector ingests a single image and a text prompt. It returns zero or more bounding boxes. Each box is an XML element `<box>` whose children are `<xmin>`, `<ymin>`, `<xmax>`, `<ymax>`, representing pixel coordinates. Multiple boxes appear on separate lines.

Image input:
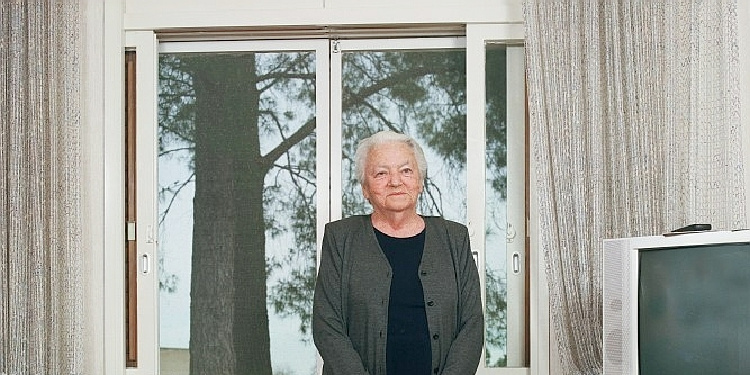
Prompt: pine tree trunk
<box><xmin>189</xmin><ymin>54</ymin><xmax>273</xmax><ymax>375</ymax></box>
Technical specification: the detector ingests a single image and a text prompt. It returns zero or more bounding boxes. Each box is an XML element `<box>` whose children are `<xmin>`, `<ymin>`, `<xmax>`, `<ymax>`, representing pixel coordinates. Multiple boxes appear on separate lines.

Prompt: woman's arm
<box><xmin>440</xmin><ymin>223</ymin><xmax>485</xmax><ymax>375</ymax></box>
<box><xmin>312</xmin><ymin>224</ymin><xmax>371</xmax><ymax>375</ymax></box>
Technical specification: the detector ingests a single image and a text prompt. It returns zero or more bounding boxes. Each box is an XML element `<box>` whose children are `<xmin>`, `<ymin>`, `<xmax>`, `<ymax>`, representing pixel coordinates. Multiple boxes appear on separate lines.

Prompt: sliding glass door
<box><xmin>127</xmin><ymin>28</ymin><xmax>527</xmax><ymax>375</ymax></box>
<box><xmin>156</xmin><ymin>40</ymin><xmax>329</xmax><ymax>375</ymax></box>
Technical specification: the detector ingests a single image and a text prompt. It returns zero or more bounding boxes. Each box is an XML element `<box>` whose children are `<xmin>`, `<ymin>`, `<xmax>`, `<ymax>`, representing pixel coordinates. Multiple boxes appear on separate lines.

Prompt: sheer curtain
<box><xmin>524</xmin><ymin>1</ymin><xmax>745</xmax><ymax>374</ymax></box>
<box><xmin>1</xmin><ymin>1</ymin><xmax>84</xmax><ymax>374</ymax></box>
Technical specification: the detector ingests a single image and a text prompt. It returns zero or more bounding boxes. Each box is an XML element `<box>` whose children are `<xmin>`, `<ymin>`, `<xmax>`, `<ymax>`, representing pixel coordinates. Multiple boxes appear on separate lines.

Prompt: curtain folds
<box><xmin>524</xmin><ymin>1</ymin><xmax>745</xmax><ymax>374</ymax></box>
<box><xmin>1</xmin><ymin>1</ymin><xmax>84</xmax><ymax>374</ymax></box>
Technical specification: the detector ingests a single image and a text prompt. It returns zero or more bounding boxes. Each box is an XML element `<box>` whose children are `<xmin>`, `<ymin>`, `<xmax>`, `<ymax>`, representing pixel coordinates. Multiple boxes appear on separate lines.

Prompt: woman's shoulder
<box><xmin>423</xmin><ymin>215</ymin><xmax>468</xmax><ymax>233</ymax></box>
<box><xmin>325</xmin><ymin>214</ymin><xmax>371</xmax><ymax>232</ymax></box>
<box><xmin>323</xmin><ymin>215</ymin><xmax>376</xmax><ymax>248</ymax></box>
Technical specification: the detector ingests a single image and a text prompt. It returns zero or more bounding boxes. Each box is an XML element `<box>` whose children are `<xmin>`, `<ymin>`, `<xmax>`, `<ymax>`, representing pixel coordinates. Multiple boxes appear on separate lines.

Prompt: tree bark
<box><xmin>189</xmin><ymin>54</ymin><xmax>273</xmax><ymax>375</ymax></box>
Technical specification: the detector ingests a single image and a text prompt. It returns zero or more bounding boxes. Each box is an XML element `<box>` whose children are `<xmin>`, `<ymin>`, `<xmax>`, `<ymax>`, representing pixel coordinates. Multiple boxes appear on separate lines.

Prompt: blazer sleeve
<box><xmin>312</xmin><ymin>223</ymin><xmax>371</xmax><ymax>375</ymax></box>
<box><xmin>440</xmin><ymin>221</ymin><xmax>485</xmax><ymax>375</ymax></box>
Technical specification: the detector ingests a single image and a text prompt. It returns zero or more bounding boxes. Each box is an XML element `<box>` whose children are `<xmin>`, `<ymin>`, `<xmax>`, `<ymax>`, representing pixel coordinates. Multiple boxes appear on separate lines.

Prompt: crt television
<box><xmin>602</xmin><ymin>230</ymin><xmax>750</xmax><ymax>375</ymax></box>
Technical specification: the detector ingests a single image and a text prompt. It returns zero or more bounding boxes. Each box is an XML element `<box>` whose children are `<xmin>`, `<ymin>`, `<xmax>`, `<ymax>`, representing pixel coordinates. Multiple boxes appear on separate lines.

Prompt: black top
<box><xmin>375</xmin><ymin>228</ymin><xmax>431</xmax><ymax>375</ymax></box>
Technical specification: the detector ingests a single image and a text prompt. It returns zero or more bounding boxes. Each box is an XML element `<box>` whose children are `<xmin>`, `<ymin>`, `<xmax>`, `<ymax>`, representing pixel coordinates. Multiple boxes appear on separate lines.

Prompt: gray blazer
<box><xmin>313</xmin><ymin>215</ymin><xmax>484</xmax><ymax>375</ymax></box>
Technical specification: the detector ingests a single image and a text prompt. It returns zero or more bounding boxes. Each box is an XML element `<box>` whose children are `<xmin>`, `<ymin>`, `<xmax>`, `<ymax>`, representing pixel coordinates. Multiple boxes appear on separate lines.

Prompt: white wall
<box><xmin>109</xmin><ymin>2</ymin><xmax>529</xmax><ymax>375</ymax></box>
<box><xmin>91</xmin><ymin>1</ymin><xmax>127</xmax><ymax>375</ymax></box>
<box><xmin>83</xmin><ymin>1</ymin><xmax>106</xmax><ymax>374</ymax></box>
<box><xmin>87</xmin><ymin>2</ymin><xmax>750</xmax><ymax>375</ymax></box>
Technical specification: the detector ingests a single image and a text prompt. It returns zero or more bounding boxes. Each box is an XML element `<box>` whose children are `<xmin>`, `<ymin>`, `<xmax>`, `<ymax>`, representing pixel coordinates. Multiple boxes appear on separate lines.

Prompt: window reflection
<box><xmin>339</xmin><ymin>49</ymin><xmax>468</xmax><ymax>222</ymax></box>
<box><xmin>485</xmin><ymin>44</ymin><xmax>509</xmax><ymax>367</ymax></box>
<box><xmin>158</xmin><ymin>51</ymin><xmax>318</xmax><ymax>375</ymax></box>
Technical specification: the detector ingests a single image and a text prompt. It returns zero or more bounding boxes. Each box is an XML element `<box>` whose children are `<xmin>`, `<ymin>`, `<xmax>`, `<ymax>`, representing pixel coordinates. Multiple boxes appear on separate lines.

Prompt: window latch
<box><xmin>126</xmin><ymin>221</ymin><xmax>136</xmax><ymax>241</ymax></box>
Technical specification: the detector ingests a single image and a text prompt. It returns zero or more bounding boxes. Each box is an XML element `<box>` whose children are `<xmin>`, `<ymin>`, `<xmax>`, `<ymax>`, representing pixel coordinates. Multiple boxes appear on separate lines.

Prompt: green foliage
<box><xmin>340</xmin><ymin>49</ymin><xmax>469</xmax><ymax>217</ymax></box>
<box><xmin>484</xmin><ymin>266</ymin><xmax>509</xmax><ymax>367</ymax></box>
<box><xmin>485</xmin><ymin>46</ymin><xmax>509</xmax><ymax>199</ymax></box>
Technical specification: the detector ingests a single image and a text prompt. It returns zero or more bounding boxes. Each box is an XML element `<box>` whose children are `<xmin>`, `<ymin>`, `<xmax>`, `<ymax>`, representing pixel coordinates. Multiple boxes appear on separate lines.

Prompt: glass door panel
<box><xmin>483</xmin><ymin>43</ymin><xmax>526</xmax><ymax>369</ymax></box>
<box><xmin>467</xmin><ymin>23</ymin><xmax>528</xmax><ymax>374</ymax></box>
<box><xmin>484</xmin><ymin>43</ymin><xmax>510</xmax><ymax>367</ymax></box>
<box><xmin>157</xmin><ymin>42</ymin><xmax>326</xmax><ymax>375</ymax></box>
<box><xmin>333</xmin><ymin>39</ymin><xmax>468</xmax><ymax>222</ymax></box>
<box><xmin>497</xmin><ymin>43</ymin><xmax>527</xmax><ymax>370</ymax></box>
<box><xmin>143</xmin><ymin>32</ymin><xmax>527</xmax><ymax>375</ymax></box>
<box><xmin>484</xmin><ymin>43</ymin><xmax>529</xmax><ymax>368</ymax></box>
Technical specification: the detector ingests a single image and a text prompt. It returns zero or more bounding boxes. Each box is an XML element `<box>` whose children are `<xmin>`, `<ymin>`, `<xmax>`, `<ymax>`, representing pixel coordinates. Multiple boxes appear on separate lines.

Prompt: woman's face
<box><xmin>361</xmin><ymin>141</ymin><xmax>423</xmax><ymax>215</ymax></box>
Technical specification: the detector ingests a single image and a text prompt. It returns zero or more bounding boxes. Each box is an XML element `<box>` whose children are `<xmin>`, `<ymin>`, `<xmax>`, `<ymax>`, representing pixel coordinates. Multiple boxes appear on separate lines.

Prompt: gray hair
<box><xmin>353</xmin><ymin>130</ymin><xmax>428</xmax><ymax>184</ymax></box>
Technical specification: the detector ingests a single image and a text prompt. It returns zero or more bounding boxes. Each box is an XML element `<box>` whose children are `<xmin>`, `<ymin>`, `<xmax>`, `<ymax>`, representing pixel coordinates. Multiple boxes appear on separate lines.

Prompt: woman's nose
<box><xmin>388</xmin><ymin>173</ymin><xmax>402</xmax><ymax>186</ymax></box>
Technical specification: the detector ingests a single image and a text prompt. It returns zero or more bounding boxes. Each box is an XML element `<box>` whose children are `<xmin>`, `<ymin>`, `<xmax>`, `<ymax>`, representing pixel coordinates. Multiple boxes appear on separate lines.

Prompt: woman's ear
<box><xmin>361</xmin><ymin>182</ymin><xmax>370</xmax><ymax>200</ymax></box>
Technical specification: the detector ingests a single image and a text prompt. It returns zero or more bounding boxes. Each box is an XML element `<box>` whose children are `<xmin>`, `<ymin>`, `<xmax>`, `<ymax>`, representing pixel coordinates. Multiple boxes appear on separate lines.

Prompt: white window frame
<box><xmin>125</xmin><ymin>30</ymin><xmax>160</xmax><ymax>375</ymax></box>
<box><xmin>466</xmin><ymin>23</ymin><xmax>530</xmax><ymax>375</ymax></box>
<box><xmin>124</xmin><ymin>35</ymin><xmax>331</xmax><ymax>375</ymax></box>
<box><xmin>121</xmin><ymin>25</ymin><xmax>547</xmax><ymax>375</ymax></box>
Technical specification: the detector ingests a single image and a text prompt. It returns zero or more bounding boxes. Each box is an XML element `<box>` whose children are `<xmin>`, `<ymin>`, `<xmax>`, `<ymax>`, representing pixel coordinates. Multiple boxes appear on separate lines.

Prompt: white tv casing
<box><xmin>602</xmin><ymin>229</ymin><xmax>750</xmax><ymax>375</ymax></box>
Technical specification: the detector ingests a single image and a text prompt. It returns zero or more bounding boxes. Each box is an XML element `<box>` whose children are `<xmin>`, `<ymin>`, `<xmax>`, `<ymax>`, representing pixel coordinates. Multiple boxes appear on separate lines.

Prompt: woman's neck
<box><xmin>370</xmin><ymin>211</ymin><xmax>425</xmax><ymax>238</ymax></box>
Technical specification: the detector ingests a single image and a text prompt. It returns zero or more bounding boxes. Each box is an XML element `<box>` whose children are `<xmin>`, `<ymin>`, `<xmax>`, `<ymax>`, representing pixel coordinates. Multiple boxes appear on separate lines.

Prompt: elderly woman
<box><xmin>313</xmin><ymin>130</ymin><xmax>484</xmax><ymax>375</ymax></box>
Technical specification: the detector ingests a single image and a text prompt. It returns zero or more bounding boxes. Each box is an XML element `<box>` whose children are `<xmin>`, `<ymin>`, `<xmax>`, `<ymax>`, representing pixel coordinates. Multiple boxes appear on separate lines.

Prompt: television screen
<box><xmin>638</xmin><ymin>243</ymin><xmax>750</xmax><ymax>375</ymax></box>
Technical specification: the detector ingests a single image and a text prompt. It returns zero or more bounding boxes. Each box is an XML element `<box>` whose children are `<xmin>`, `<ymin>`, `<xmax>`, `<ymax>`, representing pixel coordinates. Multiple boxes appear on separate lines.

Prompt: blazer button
<box><xmin>427</xmin><ymin>300</ymin><xmax>434</xmax><ymax>306</ymax></box>
<box><xmin>432</xmin><ymin>333</ymin><xmax>439</xmax><ymax>340</ymax></box>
